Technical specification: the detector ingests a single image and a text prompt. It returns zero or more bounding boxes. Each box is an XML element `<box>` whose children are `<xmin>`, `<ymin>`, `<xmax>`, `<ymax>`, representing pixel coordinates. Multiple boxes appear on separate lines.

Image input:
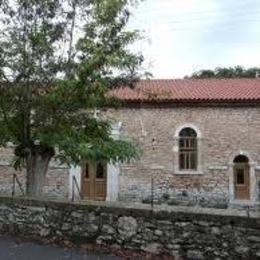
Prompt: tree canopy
<box><xmin>0</xmin><ymin>0</ymin><xmax>143</xmax><ymax>195</ymax></box>
<box><xmin>186</xmin><ymin>66</ymin><xmax>260</xmax><ymax>79</ymax></box>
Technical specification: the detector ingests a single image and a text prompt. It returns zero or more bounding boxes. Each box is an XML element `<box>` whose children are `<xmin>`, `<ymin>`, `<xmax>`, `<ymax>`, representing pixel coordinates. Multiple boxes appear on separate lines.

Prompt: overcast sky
<box><xmin>128</xmin><ymin>0</ymin><xmax>260</xmax><ymax>78</ymax></box>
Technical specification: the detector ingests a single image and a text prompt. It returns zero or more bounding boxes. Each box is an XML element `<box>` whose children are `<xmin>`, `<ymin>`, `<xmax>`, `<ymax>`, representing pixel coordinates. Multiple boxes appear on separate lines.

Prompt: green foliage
<box><xmin>0</xmin><ymin>0</ymin><xmax>142</xmax><ymax>169</ymax></box>
<box><xmin>186</xmin><ymin>66</ymin><xmax>260</xmax><ymax>79</ymax></box>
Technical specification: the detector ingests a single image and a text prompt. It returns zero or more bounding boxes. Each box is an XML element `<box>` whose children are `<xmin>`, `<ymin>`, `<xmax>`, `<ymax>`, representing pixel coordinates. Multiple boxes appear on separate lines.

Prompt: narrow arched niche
<box><xmin>233</xmin><ymin>154</ymin><xmax>250</xmax><ymax>200</ymax></box>
<box><xmin>233</xmin><ymin>155</ymin><xmax>249</xmax><ymax>163</ymax></box>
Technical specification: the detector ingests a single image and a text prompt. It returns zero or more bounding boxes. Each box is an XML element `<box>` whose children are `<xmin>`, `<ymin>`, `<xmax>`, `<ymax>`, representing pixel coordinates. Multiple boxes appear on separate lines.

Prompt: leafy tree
<box><xmin>0</xmin><ymin>0</ymin><xmax>143</xmax><ymax>196</ymax></box>
<box><xmin>185</xmin><ymin>69</ymin><xmax>215</xmax><ymax>79</ymax></box>
<box><xmin>186</xmin><ymin>66</ymin><xmax>260</xmax><ymax>79</ymax></box>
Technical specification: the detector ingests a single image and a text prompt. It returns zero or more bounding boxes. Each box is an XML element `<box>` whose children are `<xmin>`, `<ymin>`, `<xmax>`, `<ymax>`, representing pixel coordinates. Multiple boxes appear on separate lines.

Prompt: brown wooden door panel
<box><xmin>81</xmin><ymin>163</ymin><xmax>93</xmax><ymax>199</ymax></box>
<box><xmin>94</xmin><ymin>162</ymin><xmax>107</xmax><ymax>200</ymax></box>
<box><xmin>81</xmin><ymin>161</ymin><xmax>107</xmax><ymax>201</ymax></box>
<box><xmin>94</xmin><ymin>180</ymin><xmax>106</xmax><ymax>200</ymax></box>
<box><xmin>234</xmin><ymin>164</ymin><xmax>250</xmax><ymax>200</ymax></box>
<box><xmin>82</xmin><ymin>180</ymin><xmax>91</xmax><ymax>198</ymax></box>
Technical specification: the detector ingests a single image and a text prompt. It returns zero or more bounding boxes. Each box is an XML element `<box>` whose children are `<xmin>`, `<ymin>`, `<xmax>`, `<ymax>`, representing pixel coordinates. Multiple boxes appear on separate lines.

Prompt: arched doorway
<box><xmin>233</xmin><ymin>155</ymin><xmax>250</xmax><ymax>200</ymax></box>
<box><xmin>81</xmin><ymin>161</ymin><xmax>107</xmax><ymax>201</ymax></box>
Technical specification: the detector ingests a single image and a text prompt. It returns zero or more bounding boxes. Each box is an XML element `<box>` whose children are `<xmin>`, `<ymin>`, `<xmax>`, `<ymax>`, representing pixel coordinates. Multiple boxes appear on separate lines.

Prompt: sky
<box><xmin>128</xmin><ymin>0</ymin><xmax>260</xmax><ymax>79</ymax></box>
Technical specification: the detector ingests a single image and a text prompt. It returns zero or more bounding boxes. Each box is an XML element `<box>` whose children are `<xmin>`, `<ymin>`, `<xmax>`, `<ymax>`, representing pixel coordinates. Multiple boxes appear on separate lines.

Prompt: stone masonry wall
<box><xmin>0</xmin><ymin>147</ymin><xmax>69</xmax><ymax>198</ymax></box>
<box><xmin>105</xmin><ymin>106</ymin><xmax>260</xmax><ymax>206</ymax></box>
<box><xmin>0</xmin><ymin>196</ymin><xmax>259</xmax><ymax>259</ymax></box>
<box><xmin>0</xmin><ymin>105</ymin><xmax>260</xmax><ymax>205</ymax></box>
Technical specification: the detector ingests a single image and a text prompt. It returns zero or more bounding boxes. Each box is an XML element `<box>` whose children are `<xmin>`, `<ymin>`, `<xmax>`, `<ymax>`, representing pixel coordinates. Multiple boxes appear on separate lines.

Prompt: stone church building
<box><xmin>1</xmin><ymin>79</ymin><xmax>260</xmax><ymax>208</ymax></box>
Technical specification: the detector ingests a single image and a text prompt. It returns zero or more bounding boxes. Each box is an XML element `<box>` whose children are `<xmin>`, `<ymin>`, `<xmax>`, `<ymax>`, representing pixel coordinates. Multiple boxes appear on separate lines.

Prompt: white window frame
<box><xmin>173</xmin><ymin>124</ymin><xmax>202</xmax><ymax>175</ymax></box>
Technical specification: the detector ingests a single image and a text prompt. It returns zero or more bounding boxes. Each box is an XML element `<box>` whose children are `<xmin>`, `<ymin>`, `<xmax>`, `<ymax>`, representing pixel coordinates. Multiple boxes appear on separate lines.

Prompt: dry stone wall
<box><xmin>0</xmin><ymin>196</ymin><xmax>259</xmax><ymax>259</ymax></box>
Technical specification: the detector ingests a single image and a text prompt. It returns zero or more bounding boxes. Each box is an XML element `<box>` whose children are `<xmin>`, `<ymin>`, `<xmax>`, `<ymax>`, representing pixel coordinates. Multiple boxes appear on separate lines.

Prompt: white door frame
<box><xmin>68</xmin><ymin>163</ymin><xmax>119</xmax><ymax>202</ymax></box>
<box><xmin>68</xmin><ymin>122</ymin><xmax>121</xmax><ymax>201</ymax></box>
<box><xmin>228</xmin><ymin>151</ymin><xmax>257</xmax><ymax>204</ymax></box>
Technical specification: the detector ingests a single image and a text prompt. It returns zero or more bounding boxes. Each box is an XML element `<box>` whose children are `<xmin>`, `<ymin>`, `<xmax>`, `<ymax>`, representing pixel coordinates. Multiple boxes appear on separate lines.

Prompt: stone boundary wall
<box><xmin>0</xmin><ymin>145</ymin><xmax>69</xmax><ymax>198</ymax></box>
<box><xmin>0</xmin><ymin>196</ymin><xmax>259</xmax><ymax>259</ymax></box>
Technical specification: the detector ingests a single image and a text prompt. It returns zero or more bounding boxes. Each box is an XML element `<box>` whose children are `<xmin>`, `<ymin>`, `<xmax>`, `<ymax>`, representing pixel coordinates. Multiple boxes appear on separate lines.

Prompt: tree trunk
<box><xmin>26</xmin><ymin>147</ymin><xmax>54</xmax><ymax>196</ymax></box>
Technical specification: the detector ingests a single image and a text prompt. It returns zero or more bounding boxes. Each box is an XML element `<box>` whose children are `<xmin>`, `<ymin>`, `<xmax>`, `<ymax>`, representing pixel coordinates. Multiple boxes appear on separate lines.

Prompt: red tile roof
<box><xmin>110</xmin><ymin>79</ymin><xmax>260</xmax><ymax>104</ymax></box>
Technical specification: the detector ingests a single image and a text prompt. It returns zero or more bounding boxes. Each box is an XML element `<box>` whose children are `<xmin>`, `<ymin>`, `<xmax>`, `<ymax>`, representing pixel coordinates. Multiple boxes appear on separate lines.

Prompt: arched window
<box><xmin>179</xmin><ymin>127</ymin><xmax>197</xmax><ymax>170</ymax></box>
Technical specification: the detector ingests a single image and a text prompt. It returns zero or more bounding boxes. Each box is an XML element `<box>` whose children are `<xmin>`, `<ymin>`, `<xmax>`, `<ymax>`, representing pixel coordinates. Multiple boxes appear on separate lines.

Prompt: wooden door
<box><xmin>81</xmin><ymin>161</ymin><xmax>107</xmax><ymax>201</ymax></box>
<box><xmin>234</xmin><ymin>163</ymin><xmax>250</xmax><ymax>200</ymax></box>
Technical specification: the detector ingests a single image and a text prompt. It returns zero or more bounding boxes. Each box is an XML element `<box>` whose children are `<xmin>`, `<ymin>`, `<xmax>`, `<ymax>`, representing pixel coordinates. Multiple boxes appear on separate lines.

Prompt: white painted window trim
<box><xmin>208</xmin><ymin>166</ymin><xmax>228</xmax><ymax>170</ymax></box>
<box><xmin>174</xmin><ymin>123</ymin><xmax>202</xmax><ymax>139</ymax></box>
<box><xmin>174</xmin><ymin>170</ymin><xmax>203</xmax><ymax>175</ymax></box>
<box><xmin>173</xmin><ymin>124</ymin><xmax>202</xmax><ymax>175</ymax></box>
